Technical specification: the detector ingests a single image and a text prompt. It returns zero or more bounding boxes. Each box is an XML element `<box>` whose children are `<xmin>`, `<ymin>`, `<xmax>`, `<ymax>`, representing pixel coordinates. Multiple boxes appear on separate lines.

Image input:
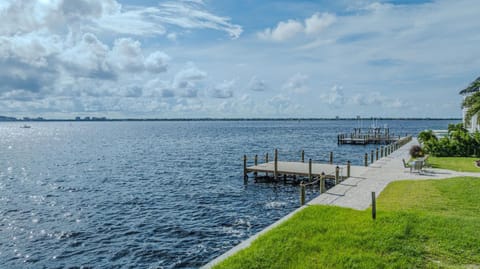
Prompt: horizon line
<box><xmin>0</xmin><ymin>117</ymin><xmax>462</xmax><ymax>122</ymax></box>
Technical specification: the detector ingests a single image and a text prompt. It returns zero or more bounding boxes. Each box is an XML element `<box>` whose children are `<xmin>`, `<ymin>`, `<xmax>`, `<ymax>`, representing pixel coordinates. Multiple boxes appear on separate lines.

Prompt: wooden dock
<box><xmin>243</xmin><ymin>136</ymin><xmax>413</xmax><ymax>187</ymax></box>
<box><xmin>246</xmin><ymin>161</ymin><xmax>367</xmax><ymax>181</ymax></box>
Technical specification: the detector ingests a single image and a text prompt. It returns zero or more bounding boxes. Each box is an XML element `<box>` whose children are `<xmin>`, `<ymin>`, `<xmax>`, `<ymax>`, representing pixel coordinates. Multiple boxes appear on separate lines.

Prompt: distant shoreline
<box><xmin>0</xmin><ymin>117</ymin><xmax>462</xmax><ymax>122</ymax></box>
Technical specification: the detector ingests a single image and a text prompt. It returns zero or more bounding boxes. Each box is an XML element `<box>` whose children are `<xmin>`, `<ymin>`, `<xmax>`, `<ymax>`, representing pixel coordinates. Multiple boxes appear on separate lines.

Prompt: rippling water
<box><xmin>0</xmin><ymin>120</ymin><xmax>455</xmax><ymax>268</ymax></box>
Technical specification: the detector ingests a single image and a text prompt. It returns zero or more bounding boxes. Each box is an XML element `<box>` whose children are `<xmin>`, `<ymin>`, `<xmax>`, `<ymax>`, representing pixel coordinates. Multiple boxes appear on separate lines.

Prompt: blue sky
<box><xmin>0</xmin><ymin>0</ymin><xmax>478</xmax><ymax>118</ymax></box>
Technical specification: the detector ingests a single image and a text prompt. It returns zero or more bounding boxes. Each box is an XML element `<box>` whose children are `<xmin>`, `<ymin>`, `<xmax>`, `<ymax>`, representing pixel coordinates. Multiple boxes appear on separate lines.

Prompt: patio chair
<box><xmin>402</xmin><ymin>159</ymin><xmax>412</xmax><ymax>172</ymax></box>
<box><xmin>411</xmin><ymin>160</ymin><xmax>424</xmax><ymax>174</ymax></box>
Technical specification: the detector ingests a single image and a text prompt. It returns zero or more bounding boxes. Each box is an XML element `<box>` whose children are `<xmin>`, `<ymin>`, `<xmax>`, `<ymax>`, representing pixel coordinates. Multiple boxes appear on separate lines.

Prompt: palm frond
<box><xmin>459</xmin><ymin>76</ymin><xmax>480</xmax><ymax>95</ymax></box>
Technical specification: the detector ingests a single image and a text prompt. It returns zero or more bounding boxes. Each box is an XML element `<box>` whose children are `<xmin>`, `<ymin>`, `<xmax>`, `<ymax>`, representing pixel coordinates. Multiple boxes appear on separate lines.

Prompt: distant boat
<box><xmin>20</xmin><ymin>125</ymin><xmax>31</xmax><ymax>128</ymax></box>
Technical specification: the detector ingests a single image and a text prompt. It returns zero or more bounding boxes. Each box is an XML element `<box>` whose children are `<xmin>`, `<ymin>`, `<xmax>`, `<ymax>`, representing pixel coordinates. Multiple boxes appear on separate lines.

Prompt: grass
<box><xmin>214</xmin><ymin>177</ymin><xmax>480</xmax><ymax>269</ymax></box>
<box><xmin>427</xmin><ymin>157</ymin><xmax>480</xmax><ymax>172</ymax></box>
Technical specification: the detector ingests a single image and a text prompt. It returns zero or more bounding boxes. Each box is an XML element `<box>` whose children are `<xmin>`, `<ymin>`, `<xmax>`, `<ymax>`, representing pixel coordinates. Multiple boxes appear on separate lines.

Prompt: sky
<box><xmin>0</xmin><ymin>0</ymin><xmax>479</xmax><ymax>119</ymax></box>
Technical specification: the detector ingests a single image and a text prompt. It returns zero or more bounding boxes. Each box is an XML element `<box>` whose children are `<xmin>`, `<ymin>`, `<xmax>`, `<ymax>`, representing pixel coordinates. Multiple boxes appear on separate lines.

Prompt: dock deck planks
<box><xmin>246</xmin><ymin>161</ymin><xmax>368</xmax><ymax>179</ymax></box>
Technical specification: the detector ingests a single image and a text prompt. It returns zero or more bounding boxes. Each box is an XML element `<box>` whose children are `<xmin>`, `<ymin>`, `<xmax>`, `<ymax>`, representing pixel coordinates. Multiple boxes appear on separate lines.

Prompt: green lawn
<box><xmin>427</xmin><ymin>157</ymin><xmax>480</xmax><ymax>172</ymax></box>
<box><xmin>214</xmin><ymin>177</ymin><xmax>480</xmax><ymax>269</ymax></box>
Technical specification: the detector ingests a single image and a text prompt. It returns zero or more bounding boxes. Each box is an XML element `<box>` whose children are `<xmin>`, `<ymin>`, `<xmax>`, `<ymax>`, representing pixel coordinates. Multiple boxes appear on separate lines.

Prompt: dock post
<box><xmin>274</xmin><ymin>149</ymin><xmax>278</xmax><ymax>180</ymax></box>
<box><xmin>376</xmin><ymin>148</ymin><xmax>379</xmax><ymax>161</ymax></box>
<box><xmin>254</xmin><ymin>154</ymin><xmax>258</xmax><ymax>178</ymax></box>
<box><xmin>335</xmin><ymin>166</ymin><xmax>340</xmax><ymax>184</ymax></box>
<box><xmin>300</xmin><ymin>182</ymin><xmax>306</xmax><ymax>206</ymax></box>
<box><xmin>371</xmin><ymin>150</ymin><xmax>374</xmax><ymax>164</ymax></box>
<box><xmin>320</xmin><ymin>172</ymin><xmax>326</xmax><ymax>193</ymax></box>
<box><xmin>243</xmin><ymin>155</ymin><xmax>247</xmax><ymax>182</ymax></box>
<box><xmin>308</xmin><ymin>159</ymin><xmax>312</xmax><ymax>182</ymax></box>
<box><xmin>329</xmin><ymin>151</ymin><xmax>333</xmax><ymax>164</ymax></box>
<box><xmin>381</xmin><ymin>146</ymin><xmax>384</xmax><ymax>158</ymax></box>
<box><xmin>364</xmin><ymin>153</ymin><xmax>368</xmax><ymax>167</ymax></box>
<box><xmin>347</xmin><ymin>161</ymin><xmax>351</xmax><ymax>178</ymax></box>
<box><xmin>301</xmin><ymin>150</ymin><xmax>305</xmax><ymax>163</ymax></box>
<box><xmin>372</xmin><ymin>191</ymin><xmax>376</xmax><ymax>220</ymax></box>
<box><xmin>265</xmin><ymin>153</ymin><xmax>269</xmax><ymax>177</ymax></box>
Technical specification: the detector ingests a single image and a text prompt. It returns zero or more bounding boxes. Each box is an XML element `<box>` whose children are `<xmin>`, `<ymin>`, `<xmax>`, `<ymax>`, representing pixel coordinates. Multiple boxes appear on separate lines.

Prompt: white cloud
<box><xmin>154</xmin><ymin>1</ymin><xmax>242</xmax><ymax>39</ymax></box>
<box><xmin>247</xmin><ymin>76</ymin><xmax>267</xmax><ymax>92</ymax></box>
<box><xmin>209</xmin><ymin>80</ymin><xmax>235</xmax><ymax>99</ymax></box>
<box><xmin>109</xmin><ymin>38</ymin><xmax>144</xmax><ymax>72</ymax></box>
<box><xmin>282</xmin><ymin>73</ymin><xmax>309</xmax><ymax>94</ymax></box>
<box><xmin>258</xmin><ymin>19</ymin><xmax>303</xmax><ymax>42</ymax></box>
<box><xmin>305</xmin><ymin>12</ymin><xmax>336</xmax><ymax>35</ymax></box>
<box><xmin>321</xmin><ymin>85</ymin><xmax>345</xmax><ymax>106</ymax></box>
<box><xmin>145</xmin><ymin>51</ymin><xmax>170</xmax><ymax>73</ymax></box>
<box><xmin>172</xmin><ymin>63</ymin><xmax>207</xmax><ymax>89</ymax></box>
<box><xmin>166</xmin><ymin>32</ymin><xmax>177</xmax><ymax>41</ymax></box>
<box><xmin>259</xmin><ymin>12</ymin><xmax>336</xmax><ymax>42</ymax></box>
<box><xmin>350</xmin><ymin>91</ymin><xmax>407</xmax><ymax>109</ymax></box>
<box><xmin>59</xmin><ymin>33</ymin><xmax>114</xmax><ymax>79</ymax></box>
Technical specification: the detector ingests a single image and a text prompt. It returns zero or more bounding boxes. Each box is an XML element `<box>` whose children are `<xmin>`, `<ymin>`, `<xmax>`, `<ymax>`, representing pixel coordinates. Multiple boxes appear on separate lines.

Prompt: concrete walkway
<box><xmin>309</xmin><ymin>138</ymin><xmax>480</xmax><ymax>210</ymax></box>
<box><xmin>202</xmin><ymin>138</ymin><xmax>480</xmax><ymax>268</ymax></box>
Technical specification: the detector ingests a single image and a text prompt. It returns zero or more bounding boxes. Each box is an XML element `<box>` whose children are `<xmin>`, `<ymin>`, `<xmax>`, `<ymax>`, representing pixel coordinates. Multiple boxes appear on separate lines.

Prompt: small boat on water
<box><xmin>20</xmin><ymin>125</ymin><xmax>31</xmax><ymax>128</ymax></box>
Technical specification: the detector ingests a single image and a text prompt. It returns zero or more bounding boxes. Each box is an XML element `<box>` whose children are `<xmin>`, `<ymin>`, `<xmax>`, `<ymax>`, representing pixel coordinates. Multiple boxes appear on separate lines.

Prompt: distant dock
<box><xmin>337</xmin><ymin>127</ymin><xmax>401</xmax><ymax>145</ymax></box>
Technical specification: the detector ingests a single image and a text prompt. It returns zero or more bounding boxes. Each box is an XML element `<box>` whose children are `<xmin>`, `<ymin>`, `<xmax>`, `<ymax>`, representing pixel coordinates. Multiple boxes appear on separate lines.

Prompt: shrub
<box><xmin>419</xmin><ymin>123</ymin><xmax>480</xmax><ymax>157</ymax></box>
<box><xmin>410</xmin><ymin>145</ymin><xmax>424</xmax><ymax>158</ymax></box>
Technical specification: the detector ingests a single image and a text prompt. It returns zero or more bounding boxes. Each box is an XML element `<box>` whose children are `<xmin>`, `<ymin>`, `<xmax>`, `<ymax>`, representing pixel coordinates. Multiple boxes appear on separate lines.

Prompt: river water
<box><xmin>0</xmin><ymin>120</ymin><xmax>455</xmax><ymax>268</ymax></box>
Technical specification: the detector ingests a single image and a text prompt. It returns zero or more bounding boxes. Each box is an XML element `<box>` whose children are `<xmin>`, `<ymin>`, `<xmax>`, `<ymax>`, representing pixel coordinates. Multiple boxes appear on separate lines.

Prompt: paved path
<box><xmin>309</xmin><ymin>138</ymin><xmax>480</xmax><ymax>209</ymax></box>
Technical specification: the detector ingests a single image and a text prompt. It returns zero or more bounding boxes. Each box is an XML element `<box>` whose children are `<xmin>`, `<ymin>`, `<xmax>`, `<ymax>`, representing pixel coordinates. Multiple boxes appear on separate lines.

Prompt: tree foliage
<box><xmin>462</xmin><ymin>91</ymin><xmax>480</xmax><ymax>127</ymax></box>
<box><xmin>419</xmin><ymin>123</ymin><xmax>480</xmax><ymax>157</ymax></box>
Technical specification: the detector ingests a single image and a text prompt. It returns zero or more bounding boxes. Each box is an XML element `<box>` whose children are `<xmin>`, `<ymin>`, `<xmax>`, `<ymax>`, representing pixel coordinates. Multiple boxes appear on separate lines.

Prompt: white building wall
<box><xmin>463</xmin><ymin>94</ymin><xmax>480</xmax><ymax>133</ymax></box>
<box><xmin>470</xmin><ymin>113</ymin><xmax>480</xmax><ymax>132</ymax></box>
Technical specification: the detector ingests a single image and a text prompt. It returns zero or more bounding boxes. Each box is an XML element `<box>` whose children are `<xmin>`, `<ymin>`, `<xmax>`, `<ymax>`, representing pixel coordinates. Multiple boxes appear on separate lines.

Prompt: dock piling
<box><xmin>381</xmin><ymin>146</ymin><xmax>384</xmax><ymax>158</ymax></box>
<box><xmin>329</xmin><ymin>152</ymin><xmax>333</xmax><ymax>164</ymax></box>
<box><xmin>376</xmin><ymin>148</ymin><xmax>379</xmax><ymax>161</ymax></box>
<box><xmin>301</xmin><ymin>150</ymin><xmax>305</xmax><ymax>163</ymax></box>
<box><xmin>308</xmin><ymin>159</ymin><xmax>313</xmax><ymax>182</ymax></box>
<box><xmin>274</xmin><ymin>149</ymin><xmax>278</xmax><ymax>180</ymax></box>
<box><xmin>300</xmin><ymin>182</ymin><xmax>306</xmax><ymax>206</ymax></box>
<box><xmin>265</xmin><ymin>153</ymin><xmax>269</xmax><ymax>177</ymax></box>
<box><xmin>364</xmin><ymin>153</ymin><xmax>368</xmax><ymax>167</ymax></box>
<box><xmin>335</xmin><ymin>166</ymin><xmax>340</xmax><ymax>185</ymax></box>
<box><xmin>371</xmin><ymin>150</ymin><xmax>374</xmax><ymax>164</ymax></box>
<box><xmin>347</xmin><ymin>161</ymin><xmax>351</xmax><ymax>178</ymax></box>
<box><xmin>320</xmin><ymin>172</ymin><xmax>326</xmax><ymax>193</ymax></box>
<box><xmin>254</xmin><ymin>155</ymin><xmax>258</xmax><ymax>178</ymax></box>
<box><xmin>243</xmin><ymin>155</ymin><xmax>247</xmax><ymax>182</ymax></box>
